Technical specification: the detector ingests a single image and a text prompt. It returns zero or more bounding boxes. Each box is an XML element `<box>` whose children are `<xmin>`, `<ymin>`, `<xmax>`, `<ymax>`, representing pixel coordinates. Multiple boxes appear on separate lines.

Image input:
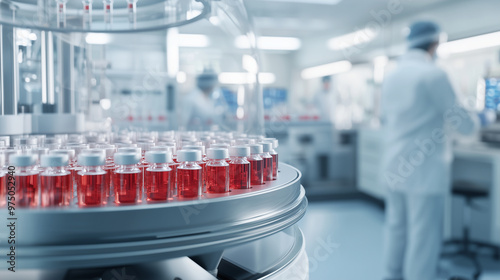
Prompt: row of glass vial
<box><xmin>0</xmin><ymin>142</ymin><xmax>278</xmax><ymax>208</ymax></box>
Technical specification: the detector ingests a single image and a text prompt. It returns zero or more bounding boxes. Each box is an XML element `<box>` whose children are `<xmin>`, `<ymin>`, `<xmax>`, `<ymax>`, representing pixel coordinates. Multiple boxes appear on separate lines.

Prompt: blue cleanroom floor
<box><xmin>298</xmin><ymin>199</ymin><xmax>500</xmax><ymax>280</ymax></box>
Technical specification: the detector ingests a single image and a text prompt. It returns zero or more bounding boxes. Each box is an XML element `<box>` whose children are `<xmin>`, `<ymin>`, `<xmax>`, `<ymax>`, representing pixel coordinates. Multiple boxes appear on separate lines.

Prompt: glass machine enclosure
<box><xmin>0</xmin><ymin>0</ymin><xmax>265</xmax><ymax>135</ymax></box>
<box><xmin>0</xmin><ymin>2</ymin><xmax>309</xmax><ymax>280</ymax></box>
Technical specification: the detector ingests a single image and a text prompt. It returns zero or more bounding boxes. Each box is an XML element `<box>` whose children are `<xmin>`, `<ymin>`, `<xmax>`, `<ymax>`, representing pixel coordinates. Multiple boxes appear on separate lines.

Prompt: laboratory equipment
<box><xmin>0</xmin><ymin>0</ymin><xmax>308</xmax><ymax>277</ymax></box>
<box><xmin>177</xmin><ymin>149</ymin><xmax>202</xmax><ymax>198</ymax></box>
<box><xmin>77</xmin><ymin>153</ymin><xmax>107</xmax><ymax>207</ymax></box>
<box><xmin>261</xmin><ymin>142</ymin><xmax>274</xmax><ymax>182</ymax></box>
<box><xmin>206</xmin><ymin>148</ymin><xmax>229</xmax><ymax>193</ymax></box>
<box><xmin>145</xmin><ymin>151</ymin><xmax>172</xmax><ymax>201</ymax></box>
<box><xmin>229</xmin><ymin>145</ymin><xmax>251</xmax><ymax>189</ymax></box>
<box><xmin>248</xmin><ymin>144</ymin><xmax>264</xmax><ymax>185</ymax></box>
<box><xmin>263</xmin><ymin>138</ymin><xmax>279</xmax><ymax>180</ymax></box>
<box><xmin>113</xmin><ymin>152</ymin><xmax>142</xmax><ymax>204</ymax></box>
<box><xmin>9</xmin><ymin>154</ymin><xmax>39</xmax><ymax>208</ymax></box>
<box><xmin>40</xmin><ymin>154</ymin><xmax>72</xmax><ymax>207</ymax></box>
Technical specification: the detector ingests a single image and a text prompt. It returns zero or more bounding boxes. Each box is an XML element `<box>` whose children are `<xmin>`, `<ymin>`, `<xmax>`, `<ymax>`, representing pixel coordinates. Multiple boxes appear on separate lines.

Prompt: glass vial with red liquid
<box><xmin>260</xmin><ymin>142</ymin><xmax>274</xmax><ymax>182</ymax></box>
<box><xmin>183</xmin><ymin>145</ymin><xmax>207</xmax><ymax>189</ymax></box>
<box><xmin>0</xmin><ymin>153</ymin><xmax>6</xmax><ymax>208</ymax></box>
<box><xmin>40</xmin><ymin>154</ymin><xmax>72</xmax><ymax>207</ymax></box>
<box><xmin>126</xmin><ymin>0</ymin><xmax>138</xmax><ymax>23</ymax></box>
<box><xmin>248</xmin><ymin>144</ymin><xmax>264</xmax><ymax>185</ymax></box>
<box><xmin>152</xmin><ymin>146</ymin><xmax>177</xmax><ymax>197</ymax></box>
<box><xmin>145</xmin><ymin>151</ymin><xmax>172</xmax><ymax>202</ymax></box>
<box><xmin>228</xmin><ymin>146</ymin><xmax>251</xmax><ymax>190</ymax></box>
<box><xmin>76</xmin><ymin>153</ymin><xmax>106</xmax><ymax>207</ymax></box>
<box><xmin>177</xmin><ymin>150</ymin><xmax>202</xmax><ymax>198</ymax></box>
<box><xmin>206</xmin><ymin>148</ymin><xmax>229</xmax><ymax>193</ymax></box>
<box><xmin>138</xmin><ymin>142</ymin><xmax>155</xmax><ymax>189</ymax></box>
<box><xmin>9</xmin><ymin>154</ymin><xmax>39</xmax><ymax>208</ymax></box>
<box><xmin>103</xmin><ymin>0</ymin><xmax>113</xmax><ymax>24</ymax></box>
<box><xmin>211</xmin><ymin>143</ymin><xmax>231</xmax><ymax>162</ymax></box>
<box><xmin>50</xmin><ymin>148</ymin><xmax>76</xmax><ymax>200</ymax></box>
<box><xmin>263</xmin><ymin>138</ymin><xmax>279</xmax><ymax>180</ymax></box>
<box><xmin>113</xmin><ymin>153</ymin><xmax>142</xmax><ymax>204</ymax></box>
<box><xmin>99</xmin><ymin>145</ymin><xmax>117</xmax><ymax>201</ymax></box>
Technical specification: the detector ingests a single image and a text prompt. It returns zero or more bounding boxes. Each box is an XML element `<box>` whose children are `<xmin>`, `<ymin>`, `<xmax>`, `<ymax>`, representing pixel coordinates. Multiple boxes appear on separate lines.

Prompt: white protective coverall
<box><xmin>381</xmin><ymin>48</ymin><xmax>478</xmax><ymax>280</ymax></box>
<box><xmin>180</xmin><ymin>88</ymin><xmax>221</xmax><ymax>131</ymax></box>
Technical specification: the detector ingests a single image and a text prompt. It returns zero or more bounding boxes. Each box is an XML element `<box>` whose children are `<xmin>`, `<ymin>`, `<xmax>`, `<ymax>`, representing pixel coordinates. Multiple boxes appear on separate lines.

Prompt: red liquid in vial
<box><xmin>145</xmin><ymin>170</ymin><xmax>171</xmax><ymax>201</ymax></box>
<box><xmin>248</xmin><ymin>159</ymin><xmax>264</xmax><ymax>185</ymax></box>
<box><xmin>114</xmin><ymin>172</ymin><xmax>141</xmax><ymax>204</ymax></box>
<box><xmin>0</xmin><ymin>175</ymin><xmax>5</xmax><ymax>207</ymax></box>
<box><xmin>177</xmin><ymin>168</ymin><xmax>201</xmax><ymax>198</ymax></box>
<box><xmin>14</xmin><ymin>174</ymin><xmax>39</xmax><ymax>208</ymax></box>
<box><xmin>77</xmin><ymin>173</ymin><xmax>106</xmax><ymax>207</ymax></box>
<box><xmin>229</xmin><ymin>163</ymin><xmax>250</xmax><ymax>189</ymax></box>
<box><xmin>263</xmin><ymin>156</ymin><xmax>273</xmax><ymax>182</ymax></box>
<box><xmin>272</xmin><ymin>153</ymin><xmax>278</xmax><ymax>180</ymax></box>
<box><xmin>41</xmin><ymin>174</ymin><xmax>72</xmax><ymax>207</ymax></box>
<box><xmin>206</xmin><ymin>165</ymin><xmax>229</xmax><ymax>193</ymax></box>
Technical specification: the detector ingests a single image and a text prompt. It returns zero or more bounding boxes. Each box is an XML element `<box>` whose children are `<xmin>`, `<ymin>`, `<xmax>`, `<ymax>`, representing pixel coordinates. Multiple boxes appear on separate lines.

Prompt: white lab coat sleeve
<box><xmin>426</xmin><ymin>70</ymin><xmax>478</xmax><ymax>135</ymax></box>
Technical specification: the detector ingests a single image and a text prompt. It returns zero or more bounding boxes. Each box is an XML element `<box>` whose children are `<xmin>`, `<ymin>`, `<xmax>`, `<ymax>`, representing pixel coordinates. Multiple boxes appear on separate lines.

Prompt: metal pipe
<box><xmin>57</xmin><ymin>38</ymin><xmax>75</xmax><ymax>114</ymax></box>
<box><xmin>41</xmin><ymin>31</ymin><xmax>55</xmax><ymax>105</ymax></box>
<box><xmin>1</xmin><ymin>25</ymin><xmax>19</xmax><ymax>115</ymax></box>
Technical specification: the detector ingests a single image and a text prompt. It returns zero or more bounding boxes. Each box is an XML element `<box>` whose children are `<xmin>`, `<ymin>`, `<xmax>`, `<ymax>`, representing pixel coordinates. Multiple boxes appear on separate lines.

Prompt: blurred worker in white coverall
<box><xmin>381</xmin><ymin>21</ymin><xmax>478</xmax><ymax>280</ymax></box>
<box><xmin>180</xmin><ymin>70</ymin><xmax>224</xmax><ymax>131</ymax></box>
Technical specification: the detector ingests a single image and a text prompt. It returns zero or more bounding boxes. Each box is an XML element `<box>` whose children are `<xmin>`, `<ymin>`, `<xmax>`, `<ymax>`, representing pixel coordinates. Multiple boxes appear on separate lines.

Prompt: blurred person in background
<box><xmin>180</xmin><ymin>70</ymin><xmax>224</xmax><ymax>131</ymax></box>
<box><xmin>311</xmin><ymin>75</ymin><xmax>336</xmax><ymax>122</ymax></box>
<box><xmin>381</xmin><ymin>21</ymin><xmax>478</xmax><ymax>280</ymax></box>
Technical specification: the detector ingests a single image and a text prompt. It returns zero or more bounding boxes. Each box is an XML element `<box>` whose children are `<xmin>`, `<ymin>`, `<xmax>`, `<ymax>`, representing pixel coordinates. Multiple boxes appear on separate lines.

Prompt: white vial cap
<box><xmin>260</xmin><ymin>142</ymin><xmax>273</xmax><ymax>153</ymax></box>
<box><xmin>183</xmin><ymin>145</ymin><xmax>205</xmax><ymax>155</ymax></box>
<box><xmin>207</xmin><ymin>148</ymin><xmax>229</xmax><ymax>160</ymax></box>
<box><xmin>137</xmin><ymin>141</ymin><xmax>155</xmax><ymax>152</ymax></box>
<box><xmin>10</xmin><ymin>154</ymin><xmax>36</xmax><ymax>167</ymax></box>
<box><xmin>50</xmin><ymin>149</ymin><xmax>76</xmax><ymax>160</ymax></box>
<box><xmin>249</xmin><ymin>144</ymin><xmax>263</xmax><ymax>154</ymax></box>
<box><xmin>0</xmin><ymin>136</ymin><xmax>10</xmax><ymax>147</ymax></box>
<box><xmin>177</xmin><ymin>150</ymin><xmax>202</xmax><ymax>162</ymax></box>
<box><xmin>235</xmin><ymin>138</ymin><xmax>256</xmax><ymax>145</ymax></box>
<box><xmin>117</xmin><ymin>147</ymin><xmax>141</xmax><ymax>155</ymax></box>
<box><xmin>3</xmin><ymin>149</ymin><xmax>19</xmax><ymax>164</ymax></box>
<box><xmin>211</xmin><ymin>143</ymin><xmax>229</xmax><ymax>149</ymax></box>
<box><xmin>115</xmin><ymin>143</ymin><xmax>136</xmax><ymax>148</ymax></box>
<box><xmin>82</xmin><ymin>148</ymin><xmax>106</xmax><ymax>156</ymax></box>
<box><xmin>263</xmin><ymin>138</ymin><xmax>278</xmax><ymax>148</ymax></box>
<box><xmin>41</xmin><ymin>154</ymin><xmax>69</xmax><ymax>167</ymax></box>
<box><xmin>114</xmin><ymin>153</ymin><xmax>141</xmax><ymax>165</ymax></box>
<box><xmin>0</xmin><ymin>153</ymin><xmax>5</xmax><ymax>166</ymax></box>
<box><xmin>145</xmin><ymin>151</ymin><xmax>172</xmax><ymax>163</ymax></box>
<box><xmin>152</xmin><ymin>146</ymin><xmax>175</xmax><ymax>155</ymax></box>
<box><xmin>66</xmin><ymin>144</ymin><xmax>90</xmax><ymax>155</ymax></box>
<box><xmin>78</xmin><ymin>153</ymin><xmax>105</xmax><ymax>166</ymax></box>
<box><xmin>229</xmin><ymin>146</ymin><xmax>250</xmax><ymax>157</ymax></box>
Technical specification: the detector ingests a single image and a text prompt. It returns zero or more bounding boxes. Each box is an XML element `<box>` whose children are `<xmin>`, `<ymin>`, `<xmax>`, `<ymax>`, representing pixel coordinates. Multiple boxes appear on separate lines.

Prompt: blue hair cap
<box><xmin>407</xmin><ymin>21</ymin><xmax>440</xmax><ymax>48</ymax></box>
